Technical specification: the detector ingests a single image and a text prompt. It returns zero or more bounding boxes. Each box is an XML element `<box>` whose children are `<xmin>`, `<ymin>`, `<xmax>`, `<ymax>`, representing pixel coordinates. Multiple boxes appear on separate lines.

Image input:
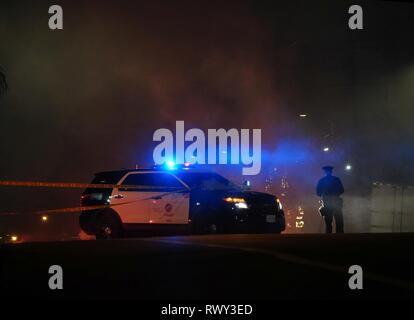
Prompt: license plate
<box><xmin>266</xmin><ymin>215</ymin><xmax>276</xmax><ymax>223</ymax></box>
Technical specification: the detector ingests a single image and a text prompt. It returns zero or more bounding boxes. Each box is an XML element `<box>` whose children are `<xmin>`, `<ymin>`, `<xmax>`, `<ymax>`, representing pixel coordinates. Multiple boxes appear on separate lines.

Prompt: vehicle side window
<box><xmin>119</xmin><ymin>173</ymin><xmax>185</xmax><ymax>191</ymax></box>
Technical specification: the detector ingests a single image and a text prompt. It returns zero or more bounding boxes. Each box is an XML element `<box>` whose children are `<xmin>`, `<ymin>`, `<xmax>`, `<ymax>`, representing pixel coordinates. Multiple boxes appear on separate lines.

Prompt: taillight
<box><xmin>82</xmin><ymin>193</ymin><xmax>103</xmax><ymax>201</ymax></box>
<box><xmin>81</xmin><ymin>193</ymin><xmax>105</xmax><ymax>206</ymax></box>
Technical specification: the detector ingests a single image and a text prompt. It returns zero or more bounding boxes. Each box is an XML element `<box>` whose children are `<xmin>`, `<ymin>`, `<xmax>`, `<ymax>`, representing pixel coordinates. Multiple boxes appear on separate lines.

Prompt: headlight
<box><xmin>234</xmin><ymin>202</ymin><xmax>248</xmax><ymax>209</ymax></box>
<box><xmin>224</xmin><ymin>197</ymin><xmax>245</xmax><ymax>203</ymax></box>
<box><xmin>276</xmin><ymin>198</ymin><xmax>283</xmax><ymax>210</ymax></box>
<box><xmin>224</xmin><ymin>197</ymin><xmax>248</xmax><ymax>209</ymax></box>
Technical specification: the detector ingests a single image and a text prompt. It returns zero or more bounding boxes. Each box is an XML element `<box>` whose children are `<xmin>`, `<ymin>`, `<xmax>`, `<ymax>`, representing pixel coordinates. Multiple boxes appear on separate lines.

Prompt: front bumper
<box><xmin>229</xmin><ymin>209</ymin><xmax>285</xmax><ymax>233</ymax></box>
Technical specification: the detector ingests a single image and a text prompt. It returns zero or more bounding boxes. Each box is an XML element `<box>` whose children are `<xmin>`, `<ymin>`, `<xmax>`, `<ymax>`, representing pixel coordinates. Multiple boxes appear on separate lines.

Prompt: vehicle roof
<box><xmin>94</xmin><ymin>169</ymin><xmax>153</xmax><ymax>176</ymax></box>
<box><xmin>94</xmin><ymin>168</ymin><xmax>213</xmax><ymax>176</ymax></box>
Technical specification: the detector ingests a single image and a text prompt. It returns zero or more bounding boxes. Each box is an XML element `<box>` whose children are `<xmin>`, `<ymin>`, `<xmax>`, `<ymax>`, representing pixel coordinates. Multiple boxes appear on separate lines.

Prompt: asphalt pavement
<box><xmin>1</xmin><ymin>233</ymin><xmax>414</xmax><ymax>299</ymax></box>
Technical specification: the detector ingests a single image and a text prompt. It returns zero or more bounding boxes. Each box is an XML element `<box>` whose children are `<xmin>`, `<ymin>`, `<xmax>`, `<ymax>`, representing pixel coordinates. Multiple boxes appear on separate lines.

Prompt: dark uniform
<box><xmin>316</xmin><ymin>166</ymin><xmax>344</xmax><ymax>233</ymax></box>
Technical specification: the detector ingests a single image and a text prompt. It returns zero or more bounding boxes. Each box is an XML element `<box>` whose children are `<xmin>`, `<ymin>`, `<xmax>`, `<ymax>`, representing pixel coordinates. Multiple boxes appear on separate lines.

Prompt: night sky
<box><xmin>1</xmin><ymin>0</ymin><xmax>414</xmax><ymax>219</ymax></box>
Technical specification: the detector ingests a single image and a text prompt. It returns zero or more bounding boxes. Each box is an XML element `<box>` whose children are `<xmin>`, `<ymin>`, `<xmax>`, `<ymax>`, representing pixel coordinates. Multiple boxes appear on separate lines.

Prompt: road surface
<box><xmin>1</xmin><ymin>233</ymin><xmax>414</xmax><ymax>299</ymax></box>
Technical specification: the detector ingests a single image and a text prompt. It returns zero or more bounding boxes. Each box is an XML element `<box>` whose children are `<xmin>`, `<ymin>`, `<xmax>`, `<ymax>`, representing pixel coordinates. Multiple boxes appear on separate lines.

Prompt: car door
<box><xmin>147</xmin><ymin>172</ymin><xmax>190</xmax><ymax>225</ymax></box>
<box><xmin>110</xmin><ymin>172</ymin><xmax>157</xmax><ymax>224</ymax></box>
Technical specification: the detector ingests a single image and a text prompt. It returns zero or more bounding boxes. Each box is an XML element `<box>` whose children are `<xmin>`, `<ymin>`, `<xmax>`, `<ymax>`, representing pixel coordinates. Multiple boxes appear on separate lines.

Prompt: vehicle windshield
<box><xmin>175</xmin><ymin>172</ymin><xmax>241</xmax><ymax>191</ymax></box>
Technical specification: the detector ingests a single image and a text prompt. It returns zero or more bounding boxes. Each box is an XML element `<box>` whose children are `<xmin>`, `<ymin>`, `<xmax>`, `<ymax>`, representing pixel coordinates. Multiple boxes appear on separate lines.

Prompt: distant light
<box><xmin>299</xmin><ymin>114</ymin><xmax>307</xmax><ymax>118</ymax></box>
<box><xmin>345</xmin><ymin>164</ymin><xmax>352</xmax><ymax>171</ymax></box>
<box><xmin>184</xmin><ymin>162</ymin><xmax>190</xmax><ymax>167</ymax></box>
<box><xmin>246</xmin><ymin>180</ymin><xmax>251</xmax><ymax>187</ymax></box>
<box><xmin>11</xmin><ymin>235</ymin><xmax>18</xmax><ymax>242</ymax></box>
<box><xmin>41</xmin><ymin>215</ymin><xmax>48</xmax><ymax>222</ymax></box>
<box><xmin>323</xmin><ymin>147</ymin><xmax>330</xmax><ymax>152</ymax></box>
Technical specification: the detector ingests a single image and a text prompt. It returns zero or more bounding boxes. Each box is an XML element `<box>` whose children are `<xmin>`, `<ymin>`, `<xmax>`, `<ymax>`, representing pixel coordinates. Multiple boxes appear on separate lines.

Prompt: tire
<box><xmin>191</xmin><ymin>212</ymin><xmax>221</xmax><ymax>234</ymax></box>
<box><xmin>206</xmin><ymin>222</ymin><xmax>219</xmax><ymax>234</ymax></box>
<box><xmin>96</xmin><ymin>214</ymin><xmax>123</xmax><ymax>239</ymax></box>
<box><xmin>205</xmin><ymin>213</ymin><xmax>225</xmax><ymax>234</ymax></box>
<box><xmin>191</xmin><ymin>212</ymin><xmax>209</xmax><ymax>234</ymax></box>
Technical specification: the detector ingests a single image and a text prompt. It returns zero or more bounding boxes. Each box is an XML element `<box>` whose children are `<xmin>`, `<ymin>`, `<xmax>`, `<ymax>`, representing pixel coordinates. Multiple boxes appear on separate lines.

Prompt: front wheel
<box><xmin>191</xmin><ymin>212</ymin><xmax>222</xmax><ymax>234</ymax></box>
<box><xmin>96</xmin><ymin>215</ymin><xmax>123</xmax><ymax>239</ymax></box>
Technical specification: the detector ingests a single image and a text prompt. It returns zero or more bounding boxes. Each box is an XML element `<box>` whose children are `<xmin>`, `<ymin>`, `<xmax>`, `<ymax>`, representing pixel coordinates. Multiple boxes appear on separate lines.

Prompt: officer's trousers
<box><xmin>324</xmin><ymin>208</ymin><xmax>344</xmax><ymax>233</ymax></box>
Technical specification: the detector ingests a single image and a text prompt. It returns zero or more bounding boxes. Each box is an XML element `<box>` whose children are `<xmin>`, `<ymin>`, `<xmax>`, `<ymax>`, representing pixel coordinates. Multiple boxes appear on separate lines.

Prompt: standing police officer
<box><xmin>316</xmin><ymin>166</ymin><xmax>344</xmax><ymax>233</ymax></box>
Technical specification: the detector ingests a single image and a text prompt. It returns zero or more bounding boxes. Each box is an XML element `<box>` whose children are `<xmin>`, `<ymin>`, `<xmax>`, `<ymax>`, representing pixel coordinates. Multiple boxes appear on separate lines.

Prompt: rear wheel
<box><xmin>96</xmin><ymin>215</ymin><xmax>123</xmax><ymax>239</ymax></box>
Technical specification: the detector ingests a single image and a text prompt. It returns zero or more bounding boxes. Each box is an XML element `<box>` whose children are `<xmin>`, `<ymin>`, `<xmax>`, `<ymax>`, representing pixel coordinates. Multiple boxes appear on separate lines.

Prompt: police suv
<box><xmin>79</xmin><ymin>165</ymin><xmax>285</xmax><ymax>239</ymax></box>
